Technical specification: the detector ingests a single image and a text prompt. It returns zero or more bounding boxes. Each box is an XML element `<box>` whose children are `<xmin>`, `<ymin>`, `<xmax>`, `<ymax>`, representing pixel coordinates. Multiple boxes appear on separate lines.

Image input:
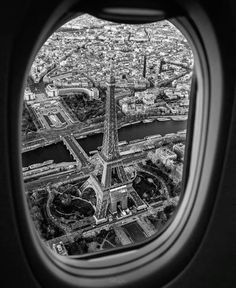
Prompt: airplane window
<box><xmin>21</xmin><ymin>13</ymin><xmax>194</xmax><ymax>257</ymax></box>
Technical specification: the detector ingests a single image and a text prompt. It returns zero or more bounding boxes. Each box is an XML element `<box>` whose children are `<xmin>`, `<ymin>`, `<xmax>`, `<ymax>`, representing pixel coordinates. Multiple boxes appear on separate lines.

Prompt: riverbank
<box><xmin>22</xmin><ymin>119</ymin><xmax>187</xmax><ymax>166</ymax></box>
<box><xmin>22</xmin><ymin>116</ymin><xmax>188</xmax><ymax>153</ymax></box>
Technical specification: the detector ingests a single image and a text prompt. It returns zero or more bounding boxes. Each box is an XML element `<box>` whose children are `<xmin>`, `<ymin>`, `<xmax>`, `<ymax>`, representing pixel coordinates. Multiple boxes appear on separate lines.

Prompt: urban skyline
<box><xmin>22</xmin><ymin>14</ymin><xmax>193</xmax><ymax>256</ymax></box>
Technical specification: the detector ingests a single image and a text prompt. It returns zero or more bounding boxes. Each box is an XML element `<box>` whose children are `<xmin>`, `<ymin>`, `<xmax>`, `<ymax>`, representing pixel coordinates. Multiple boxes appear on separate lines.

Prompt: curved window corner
<box><xmin>13</xmin><ymin>3</ymin><xmax>224</xmax><ymax>288</ymax></box>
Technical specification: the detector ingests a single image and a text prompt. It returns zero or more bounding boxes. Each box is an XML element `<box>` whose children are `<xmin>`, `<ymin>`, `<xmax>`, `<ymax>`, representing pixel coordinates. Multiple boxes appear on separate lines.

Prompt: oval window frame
<box><xmin>8</xmin><ymin>2</ymin><xmax>225</xmax><ymax>288</ymax></box>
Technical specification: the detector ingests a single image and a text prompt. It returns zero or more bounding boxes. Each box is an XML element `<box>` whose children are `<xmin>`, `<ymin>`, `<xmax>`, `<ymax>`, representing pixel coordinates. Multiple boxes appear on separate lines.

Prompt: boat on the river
<box><xmin>77</xmin><ymin>135</ymin><xmax>87</xmax><ymax>139</ymax></box>
<box><xmin>146</xmin><ymin>134</ymin><xmax>162</xmax><ymax>140</ymax></box>
<box><xmin>157</xmin><ymin>117</ymin><xmax>170</xmax><ymax>121</ymax></box>
<box><xmin>129</xmin><ymin>139</ymin><xmax>143</xmax><ymax>144</ymax></box>
<box><xmin>132</xmin><ymin>120</ymin><xmax>141</xmax><ymax>124</ymax></box>
<box><xmin>172</xmin><ymin>115</ymin><xmax>188</xmax><ymax>121</ymax></box>
<box><xmin>89</xmin><ymin>150</ymin><xmax>98</xmax><ymax>155</ymax></box>
<box><xmin>28</xmin><ymin>159</ymin><xmax>54</xmax><ymax>170</ymax></box>
<box><xmin>121</xmin><ymin>123</ymin><xmax>131</xmax><ymax>127</ymax></box>
<box><xmin>143</xmin><ymin>119</ymin><xmax>154</xmax><ymax>123</ymax></box>
<box><xmin>118</xmin><ymin>140</ymin><xmax>127</xmax><ymax>146</ymax></box>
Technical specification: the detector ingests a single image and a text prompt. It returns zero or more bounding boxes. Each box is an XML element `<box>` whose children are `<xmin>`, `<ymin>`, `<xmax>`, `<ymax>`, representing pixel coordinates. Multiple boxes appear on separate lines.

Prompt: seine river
<box><xmin>22</xmin><ymin>120</ymin><xmax>187</xmax><ymax>167</ymax></box>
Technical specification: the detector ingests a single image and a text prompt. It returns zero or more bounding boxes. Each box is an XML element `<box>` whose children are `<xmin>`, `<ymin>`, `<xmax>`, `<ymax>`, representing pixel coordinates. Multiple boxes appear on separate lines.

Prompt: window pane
<box><xmin>22</xmin><ymin>14</ymin><xmax>194</xmax><ymax>257</ymax></box>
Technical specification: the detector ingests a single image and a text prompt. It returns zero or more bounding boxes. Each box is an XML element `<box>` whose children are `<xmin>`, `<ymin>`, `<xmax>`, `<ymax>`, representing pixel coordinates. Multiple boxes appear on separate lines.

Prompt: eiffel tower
<box><xmin>99</xmin><ymin>62</ymin><xmax>129</xmax><ymax>189</ymax></box>
<box><xmin>80</xmin><ymin>61</ymin><xmax>146</xmax><ymax>224</ymax></box>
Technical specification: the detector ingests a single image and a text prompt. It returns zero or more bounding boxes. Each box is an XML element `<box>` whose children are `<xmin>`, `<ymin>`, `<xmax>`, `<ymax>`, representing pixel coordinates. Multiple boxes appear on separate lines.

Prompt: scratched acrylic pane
<box><xmin>22</xmin><ymin>14</ymin><xmax>193</xmax><ymax>256</ymax></box>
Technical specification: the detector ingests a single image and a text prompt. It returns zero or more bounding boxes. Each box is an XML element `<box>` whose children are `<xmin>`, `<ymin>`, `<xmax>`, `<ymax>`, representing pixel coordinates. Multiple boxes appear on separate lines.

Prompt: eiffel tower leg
<box><xmin>94</xmin><ymin>191</ymin><xmax>110</xmax><ymax>224</ymax></box>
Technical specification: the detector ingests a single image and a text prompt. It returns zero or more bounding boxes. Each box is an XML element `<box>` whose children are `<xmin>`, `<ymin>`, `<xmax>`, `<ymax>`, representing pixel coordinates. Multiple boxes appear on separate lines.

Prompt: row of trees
<box><xmin>62</xmin><ymin>93</ymin><xmax>105</xmax><ymax>122</ymax></box>
<box><xmin>133</xmin><ymin>172</ymin><xmax>166</xmax><ymax>204</ymax></box>
<box><xmin>27</xmin><ymin>190</ymin><xmax>65</xmax><ymax>241</ymax></box>
<box><xmin>22</xmin><ymin>102</ymin><xmax>37</xmax><ymax>135</ymax></box>
<box><xmin>142</xmin><ymin>160</ymin><xmax>182</xmax><ymax>198</ymax></box>
<box><xmin>65</xmin><ymin>229</ymin><xmax>121</xmax><ymax>255</ymax></box>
